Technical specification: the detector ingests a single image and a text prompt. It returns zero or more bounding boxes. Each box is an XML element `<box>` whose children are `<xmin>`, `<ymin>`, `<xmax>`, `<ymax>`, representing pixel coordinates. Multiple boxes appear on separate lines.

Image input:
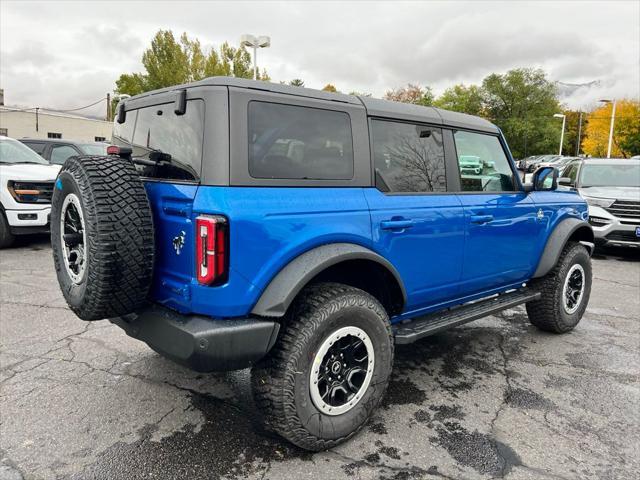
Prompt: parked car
<box><xmin>49</xmin><ymin>77</ymin><xmax>594</xmax><ymax>451</ymax></box>
<box><xmin>0</xmin><ymin>136</ymin><xmax>61</xmax><ymax>247</ymax></box>
<box><xmin>19</xmin><ymin>138</ymin><xmax>108</xmax><ymax>165</ymax></box>
<box><xmin>517</xmin><ymin>155</ymin><xmax>541</xmax><ymax>170</ymax></box>
<box><xmin>559</xmin><ymin>158</ymin><xmax>640</xmax><ymax>248</ymax></box>
<box><xmin>458</xmin><ymin>154</ymin><xmax>483</xmax><ymax>174</ymax></box>
<box><xmin>537</xmin><ymin>156</ymin><xmax>581</xmax><ymax>171</ymax></box>
<box><xmin>526</xmin><ymin>155</ymin><xmax>563</xmax><ymax>172</ymax></box>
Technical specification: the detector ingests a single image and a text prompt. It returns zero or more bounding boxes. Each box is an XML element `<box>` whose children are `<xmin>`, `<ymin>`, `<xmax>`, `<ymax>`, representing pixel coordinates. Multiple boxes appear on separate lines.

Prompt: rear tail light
<box><xmin>106</xmin><ymin>145</ymin><xmax>120</xmax><ymax>155</ymax></box>
<box><xmin>195</xmin><ymin>215</ymin><xmax>228</xmax><ymax>285</ymax></box>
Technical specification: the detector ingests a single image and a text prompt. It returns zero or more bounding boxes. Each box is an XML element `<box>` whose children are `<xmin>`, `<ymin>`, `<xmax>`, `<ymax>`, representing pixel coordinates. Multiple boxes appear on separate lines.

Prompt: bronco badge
<box><xmin>173</xmin><ymin>231</ymin><xmax>186</xmax><ymax>255</ymax></box>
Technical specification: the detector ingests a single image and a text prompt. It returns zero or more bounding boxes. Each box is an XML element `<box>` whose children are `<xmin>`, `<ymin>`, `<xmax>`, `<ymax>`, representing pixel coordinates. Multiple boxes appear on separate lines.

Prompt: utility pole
<box><xmin>35</xmin><ymin>107</ymin><xmax>39</xmax><ymax>133</ymax></box>
<box><xmin>106</xmin><ymin>93</ymin><xmax>111</xmax><ymax>121</ymax></box>
<box><xmin>599</xmin><ymin>99</ymin><xmax>617</xmax><ymax>158</ymax></box>
<box><xmin>575</xmin><ymin>111</ymin><xmax>583</xmax><ymax>156</ymax></box>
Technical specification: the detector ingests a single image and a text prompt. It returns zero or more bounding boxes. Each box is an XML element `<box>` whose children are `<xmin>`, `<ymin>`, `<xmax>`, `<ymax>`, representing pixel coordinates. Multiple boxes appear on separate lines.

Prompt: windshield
<box><xmin>0</xmin><ymin>138</ymin><xmax>48</xmax><ymax>165</ymax></box>
<box><xmin>580</xmin><ymin>163</ymin><xmax>640</xmax><ymax>188</ymax></box>
<box><xmin>79</xmin><ymin>144</ymin><xmax>108</xmax><ymax>155</ymax></box>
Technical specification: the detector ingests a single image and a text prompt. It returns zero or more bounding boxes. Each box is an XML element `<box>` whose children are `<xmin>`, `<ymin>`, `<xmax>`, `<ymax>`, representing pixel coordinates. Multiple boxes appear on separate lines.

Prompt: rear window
<box><xmin>248</xmin><ymin>101</ymin><xmax>354</xmax><ymax>180</ymax></box>
<box><xmin>113</xmin><ymin>99</ymin><xmax>204</xmax><ymax>181</ymax></box>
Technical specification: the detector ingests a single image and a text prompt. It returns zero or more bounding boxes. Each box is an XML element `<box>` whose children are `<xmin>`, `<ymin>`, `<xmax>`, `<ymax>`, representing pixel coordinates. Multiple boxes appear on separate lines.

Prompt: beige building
<box><xmin>0</xmin><ymin>106</ymin><xmax>113</xmax><ymax>143</ymax></box>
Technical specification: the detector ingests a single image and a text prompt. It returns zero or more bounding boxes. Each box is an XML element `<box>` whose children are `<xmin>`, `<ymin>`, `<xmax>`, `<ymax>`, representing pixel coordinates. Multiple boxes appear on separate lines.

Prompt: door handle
<box><xmin>380</xmin><ymin>219</ymin><xmax>413</xmax><ymax>230</ymax></box>
<box><xmin>470</xmin><ymin>214</ymin><xmax>494</xmax><ymax>224</ymax></box>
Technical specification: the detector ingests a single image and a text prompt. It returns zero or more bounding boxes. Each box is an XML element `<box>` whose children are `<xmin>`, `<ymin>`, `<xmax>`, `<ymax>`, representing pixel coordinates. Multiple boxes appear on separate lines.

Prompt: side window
<box><xmin>248</xmin><ymin>102</ymin><xmax>354</xmax><ymax>180</ymax></box>
<box><xmin>453</xmin><ymin>131</ymin><xmax>515</xmax><ymax>192</ymax></box>
<box><xmin>564</xmin><ymin>162</ymin><xmax>579</xmax><ymax>183</ymax></box>
<box><xmin>22</xmin><ymin>142</ymin><xmax>46</xmax><ymax>156</ymax></box>
<box><xmin>371</xmin><ymin>120</ymin><xmax>446</xmax><ymax>193</ymax></box>
<box><xmin>50</xmin><ymin>145</ymin><xmax>79</xmax><ymax>165</ymax></box>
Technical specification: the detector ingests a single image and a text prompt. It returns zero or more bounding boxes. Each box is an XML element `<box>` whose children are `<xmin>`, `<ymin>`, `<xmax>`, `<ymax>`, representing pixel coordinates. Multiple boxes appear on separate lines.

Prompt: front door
<box><xmin>365</xmin><ymin>120</ymin><xmax>465</xmax><ymax>317</ymax></box>
<box><xmin>451</xmin><ymin>130</ymin><xmax>542</xmax><ymax>296</ymax></box>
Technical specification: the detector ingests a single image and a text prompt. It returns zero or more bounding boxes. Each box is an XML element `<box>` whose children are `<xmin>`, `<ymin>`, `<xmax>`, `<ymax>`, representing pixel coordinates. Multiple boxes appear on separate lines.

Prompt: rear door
<box><xmin>452</xmin><ymin>130</ymin><xmax>542</xmax><ymax>296</ymax></box>
<box><xmin>365</xmin><ymin>120</ymin><xmax>465</xmax><ymax>315</ymax></box>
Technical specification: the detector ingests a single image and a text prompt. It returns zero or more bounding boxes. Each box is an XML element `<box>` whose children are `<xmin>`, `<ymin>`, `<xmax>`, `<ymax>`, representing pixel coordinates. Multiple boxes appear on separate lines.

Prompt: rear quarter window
<box><xmin>248</xmin><ymin>101</ymin><xmax>354</xmax><ymax>180</ymax></box>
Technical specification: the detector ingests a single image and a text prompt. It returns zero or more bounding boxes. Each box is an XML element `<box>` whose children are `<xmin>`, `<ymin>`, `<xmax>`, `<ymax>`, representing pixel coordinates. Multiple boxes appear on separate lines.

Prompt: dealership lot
<box><xmin>1</xmin><ymin>236</ymin><xmax>638</xmax><ymax>480</ymax></box>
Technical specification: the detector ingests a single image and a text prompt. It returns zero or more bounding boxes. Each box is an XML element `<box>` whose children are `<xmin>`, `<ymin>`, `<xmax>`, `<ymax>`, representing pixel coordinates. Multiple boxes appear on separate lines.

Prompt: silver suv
<box><xmin>559</xmin><ymin>158</ymin><xmax>640</xmax><ymax>248</ymax></box>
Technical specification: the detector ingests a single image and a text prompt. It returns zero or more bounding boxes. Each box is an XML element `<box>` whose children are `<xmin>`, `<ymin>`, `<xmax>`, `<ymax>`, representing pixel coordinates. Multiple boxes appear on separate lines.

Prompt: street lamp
<box><xmin>553</xmin><ymin>113</ymin><xmax>566</xmax><ymax>156</ymax></box>
<box><xmin>240</xmin><ymin>34</ymin><xmax>271</xmax><ymax>80</ymax></box>
<box><xmin>599</xmin><ymin>99</ymin><xmax>617</xmax><ymax>158</ymax></box>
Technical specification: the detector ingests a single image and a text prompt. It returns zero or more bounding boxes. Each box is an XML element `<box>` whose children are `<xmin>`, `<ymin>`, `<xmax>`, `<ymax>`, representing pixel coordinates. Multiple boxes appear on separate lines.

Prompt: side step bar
<box><xmin>393</xmin><ymin>289</ymin><xmax>541</xmax><ymax>345</ymax></box>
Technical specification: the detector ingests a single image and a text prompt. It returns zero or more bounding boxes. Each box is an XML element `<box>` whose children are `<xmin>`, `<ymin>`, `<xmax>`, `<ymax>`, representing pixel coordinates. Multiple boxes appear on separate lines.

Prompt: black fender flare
<box><xmin>533</xmin><ymin>218</ymin><xmax>594</xmax><ymax>278</ymax></box>
<box><xmin>251</xmin><ymin>243</ymin><xmax>407</xmax><ymax>317</ymax></box>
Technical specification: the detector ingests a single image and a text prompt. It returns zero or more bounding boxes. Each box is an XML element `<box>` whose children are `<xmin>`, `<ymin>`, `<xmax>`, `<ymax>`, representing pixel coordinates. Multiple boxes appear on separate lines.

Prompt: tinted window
<box><xmin>22</xmin><ymin>142</ymin><xmax>46</xmax><ymax>155</ymax></box>
<box><xmin>371</xmin><ymin>120</ymin><xmax>446</xmax><ymax>193</ymax></box>
<box><xmin>454</xmin><ymin>131</ymin><xmax>515</xmax><ymax>192</ymax></box>
<box><xmin>563</xmin><ymin>162</ymin><xmax>579</xmax><ymax>182</ymax></box>
<box><xmin>50</xmin><ymin>145</ymin><xmax>79</xmax><ymax>164</ymax></box>
<box><xmin>79</xmin><ymin>144</ymin><xmax>108</xmax><ymax>156</ymax></box>
<box><xmin>248</xmin><ymin>102</ymin><xmax>354</xmax><ymax>180</ymax></box>
<box><xmin>114</xmin><ymin>100</ymin><xmax>204</xmax><ymax>181</ymax></box>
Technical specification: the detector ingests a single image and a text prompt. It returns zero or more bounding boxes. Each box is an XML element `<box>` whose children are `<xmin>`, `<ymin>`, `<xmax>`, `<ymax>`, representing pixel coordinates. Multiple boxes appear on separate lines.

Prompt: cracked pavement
<box><xmin>1</xmin><ymin>235</ymin><xmax>639</xmax><ymax>480</ymax></box>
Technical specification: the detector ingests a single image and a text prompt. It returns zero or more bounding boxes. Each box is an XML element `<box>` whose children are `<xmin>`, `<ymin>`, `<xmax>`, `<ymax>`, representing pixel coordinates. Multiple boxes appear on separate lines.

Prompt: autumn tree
<box><xmin>384</xmin><ymin>83</ymin><xmax>434</xmax><ymax>106</ymax></box>
<box><xmin>582</xmin><ymin>100</ymin><xmax>640</xmax><ymax>158</ymax></box>
<box><xmin>433</xmin><ymin>84</ymin><xmax>484</xmax><ymax>116</ymax></box>
<box><xmin>322</xmin><ymin>84</ymin><xmax>337</xmax><ymax>92</ymax></box>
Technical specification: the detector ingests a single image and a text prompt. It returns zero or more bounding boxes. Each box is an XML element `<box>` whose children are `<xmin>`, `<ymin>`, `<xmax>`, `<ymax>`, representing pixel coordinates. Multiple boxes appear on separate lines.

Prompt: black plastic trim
<box><xmin>533</xmin><ymin>219</ymin><xmax>594</xmax><ymax>278</ymax></box>
<box><xmin>251</xmin><ymin>243</ymin><xmax>407</xmax><ymax>317</ymax></box>
<box><xmin>110</xmin><ymin>305</ymin><xmax>280</xmax><ymax>372</ymax></box>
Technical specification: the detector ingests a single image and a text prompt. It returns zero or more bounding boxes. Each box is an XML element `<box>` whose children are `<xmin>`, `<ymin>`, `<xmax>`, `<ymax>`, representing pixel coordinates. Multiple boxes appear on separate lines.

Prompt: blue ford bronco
<box><xmin>50</xmin><ymin>77</ymin><xmax>594</xmax><ymax>451</ymax></box>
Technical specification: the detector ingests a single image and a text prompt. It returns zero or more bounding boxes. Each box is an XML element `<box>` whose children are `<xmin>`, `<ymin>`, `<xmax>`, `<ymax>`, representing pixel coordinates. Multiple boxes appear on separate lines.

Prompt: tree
<box><xmin>481</xmin><ymin>68</ymin><xmax>562</xmax><ymax>159</ymax></box>
<box><xmin>433</xmin><ymin>84</ymin><xmax>484</xmax><ymax>116</ymax></box>
<box><xmin>289</xmin><ymin>79</ymin><xmax>305</xmax><ymax>87</ymax></box>
<box><xmin>384</xmin><ymin>83</ymin><xmax>434</xmax><ymax>106</ymax></box>
<box><xmin>114</xmin><ymin>30</ymin><xmax>262</xmax><ymax>97</ymax></box>
<box><xmin>582</xmin><ymin>100</ymin><xmax>640</xmax><ymax>158</ymax></box>
<box><xmin>322</xmin><ymin>83</ymin><xmax>337</xmax><ymax>92</ymax></box>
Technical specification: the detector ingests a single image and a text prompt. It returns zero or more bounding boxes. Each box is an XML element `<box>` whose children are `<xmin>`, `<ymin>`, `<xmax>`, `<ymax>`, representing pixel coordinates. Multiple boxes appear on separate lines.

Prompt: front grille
<box><xmin>605</xmin><ymin>200</ymin><xmax>640</xmax><ymax>219</ymax></box>
<box><xmin>606</xmin><ymin>230</ymin><xmax>640</xmax><ymax>243</ymax></box>
<box><xmin>8</xmin><ymin>181</ymin><xmax>54</xmax><ymax>204</ymax></box>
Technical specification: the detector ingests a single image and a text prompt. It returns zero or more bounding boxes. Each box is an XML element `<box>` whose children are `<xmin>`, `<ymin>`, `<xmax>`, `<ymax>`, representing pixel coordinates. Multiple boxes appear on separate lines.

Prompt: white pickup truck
<box><xmin>0</xmin><ymin>136</ymin><xmax>61</xmax><ymax>248</ymax></box>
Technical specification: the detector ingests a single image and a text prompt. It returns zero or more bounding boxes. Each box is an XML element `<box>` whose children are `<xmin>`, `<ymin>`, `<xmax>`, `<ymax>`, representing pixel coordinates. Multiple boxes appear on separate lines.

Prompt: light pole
<box><xmin>240</xmin><ymin>34</ymin><xmax>271</xmax><ymax>80</ymax></box>
<box><xmin>599</xmin><ymin>99</ymin><xmax>617</xmax><ymax>158</ymax></box>
<box><xmin>553</xmin><ymin>113</ymin><xmax>566</xmax><ymax>156</ymax></box>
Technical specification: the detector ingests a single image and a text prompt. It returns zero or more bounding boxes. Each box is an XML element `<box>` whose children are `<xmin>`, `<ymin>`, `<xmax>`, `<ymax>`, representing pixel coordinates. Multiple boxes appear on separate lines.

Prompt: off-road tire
<box><xmin>51</xmin><ymin>155</ymin><xmax>154</xmax><ymax>320</ymax></box>
<box><xmin>252</xmin><ymin>282</ymin><xmax>393</xmax><ymax>451</ymax></box>
<box><xmin>526</xmin><ymin>241</ymin><xmax>591</xmax><ymax>333</ymax></box>
<box><xmin>0</xmin><ymin>210</ymin><xmax>15</xmax><ymax>248</ymax></box>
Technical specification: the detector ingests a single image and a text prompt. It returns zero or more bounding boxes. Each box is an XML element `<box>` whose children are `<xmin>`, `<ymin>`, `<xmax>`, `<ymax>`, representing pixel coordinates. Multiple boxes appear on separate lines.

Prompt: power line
<box><xmin>55</xmin><ymin>97</ymin><xmax>107</xmax><ymax>112</ymax></box>
<box><xmin>0</xmin><ymin>97</ymin><xmax>107</xmax><ymax>114</ymax></box>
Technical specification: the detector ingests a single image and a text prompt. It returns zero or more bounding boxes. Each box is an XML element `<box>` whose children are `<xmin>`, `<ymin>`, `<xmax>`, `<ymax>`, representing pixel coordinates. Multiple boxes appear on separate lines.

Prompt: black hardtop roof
<box><xmin>125</xmin><ymin>76</ymin><xmax>499</xmax><ymax>134</ymax></box>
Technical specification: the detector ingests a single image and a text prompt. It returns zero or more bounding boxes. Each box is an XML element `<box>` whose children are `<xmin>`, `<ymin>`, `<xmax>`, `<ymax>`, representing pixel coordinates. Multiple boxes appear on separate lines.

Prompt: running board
<box><xmin>393</xmin><ymin>289</ymin><xmax>541</xmax><ymax>345</ymax></box>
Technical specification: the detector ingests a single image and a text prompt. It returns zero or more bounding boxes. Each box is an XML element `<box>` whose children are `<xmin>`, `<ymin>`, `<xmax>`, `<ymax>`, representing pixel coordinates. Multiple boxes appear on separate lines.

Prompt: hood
<box><xmin>579</xmin><ymin>186</ymin><xmax>640</xmax><ymax>202</ymax></box>
<box><xmin>0</xmin><ymin>163</ymin><xmax>61</xmax><ymax>182</ymax></box>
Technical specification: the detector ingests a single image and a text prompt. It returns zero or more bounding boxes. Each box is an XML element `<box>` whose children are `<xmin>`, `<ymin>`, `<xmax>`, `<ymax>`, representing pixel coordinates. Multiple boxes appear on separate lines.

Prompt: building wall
<box><xmin>0</xmin><ymin>108</ymin><xmax>113</xmax><ymax>142</ymax></box>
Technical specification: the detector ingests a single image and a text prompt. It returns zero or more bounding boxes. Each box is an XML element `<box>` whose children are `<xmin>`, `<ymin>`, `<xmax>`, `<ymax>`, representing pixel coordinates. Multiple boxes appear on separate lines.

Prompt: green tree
<box><xmin>433</xmin><ymin>84</ymin><xmax>484</xmax><ymax>116</ymax></box>
<box><xmin>481</xmin><ymin>68</ymin><xmax>562</xmax><ymax>159</ymax></box>
<box><xmin>289</xmin><ymin>79</ymin><xmax>305</xmax><ymax>87</ymax></box>
<box><xmin>114</xmin><ymin>30</ymin><xmax>262</xmax><ymax>98</ymax></box>
<box><xmin>384</xmin><ymin>83</ymin><xmax>434</xmax><ymax>106</ymax></box>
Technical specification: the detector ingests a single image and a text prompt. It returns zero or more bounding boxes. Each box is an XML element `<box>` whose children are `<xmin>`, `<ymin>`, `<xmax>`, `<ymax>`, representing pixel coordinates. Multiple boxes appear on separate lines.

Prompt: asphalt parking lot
<box><xmin>1</xmin><ymin>236</ymin><xmax>638</xmax><ymax>480</ymax></box>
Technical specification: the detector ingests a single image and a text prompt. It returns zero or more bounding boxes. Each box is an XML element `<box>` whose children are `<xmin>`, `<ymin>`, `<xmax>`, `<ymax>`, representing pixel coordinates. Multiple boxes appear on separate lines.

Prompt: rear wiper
<box><xmin>131</xmin><ymin>149</ymin><xmax>173</xmax><ymax>167</ymax></box>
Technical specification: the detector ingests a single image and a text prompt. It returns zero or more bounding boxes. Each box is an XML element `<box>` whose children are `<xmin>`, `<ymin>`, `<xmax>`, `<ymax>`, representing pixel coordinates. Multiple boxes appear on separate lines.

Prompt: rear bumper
<box><xmin>110</xmin><ymin>305</ymin><xmax>280</xmax><ymax>372</ymax></box>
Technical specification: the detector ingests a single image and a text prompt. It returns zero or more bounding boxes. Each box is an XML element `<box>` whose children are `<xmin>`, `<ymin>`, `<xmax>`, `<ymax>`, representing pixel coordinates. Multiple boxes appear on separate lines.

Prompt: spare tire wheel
<box><xmin>51</xmin><ymin>155</ymin><xmax>154</xmax><ymax>320</ymax></box>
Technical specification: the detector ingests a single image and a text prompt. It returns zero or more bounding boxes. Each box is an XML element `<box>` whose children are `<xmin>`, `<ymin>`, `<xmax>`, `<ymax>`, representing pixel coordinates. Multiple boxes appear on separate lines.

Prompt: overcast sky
<box><xmin>1</xmin><ymin>0</ymin><xmax>638</xmax><ymax>118</ymax></box>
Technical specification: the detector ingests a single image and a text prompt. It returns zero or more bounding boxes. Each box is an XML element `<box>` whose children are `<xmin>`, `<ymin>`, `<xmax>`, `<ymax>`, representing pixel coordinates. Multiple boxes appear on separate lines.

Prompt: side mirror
<box><xmin>558</xmin><ymin>177</ymin><xmax>574</xmax><ymax>187</ymax></box>
<box><xmin>526</xmin><ymin>166</ymin><xmax>558</xmax><ymax>192</ymax></box>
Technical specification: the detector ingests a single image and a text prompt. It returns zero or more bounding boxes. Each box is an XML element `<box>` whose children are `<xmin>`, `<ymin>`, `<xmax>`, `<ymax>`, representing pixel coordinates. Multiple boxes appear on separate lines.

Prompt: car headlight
<box><xmin>583</xmin><ymin>196</ymin><xmax>615</xmax><ymax>208</ymax></box>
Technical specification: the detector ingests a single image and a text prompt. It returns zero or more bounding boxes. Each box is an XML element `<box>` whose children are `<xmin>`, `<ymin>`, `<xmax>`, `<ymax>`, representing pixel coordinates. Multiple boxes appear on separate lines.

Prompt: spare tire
<box><xmin>51</xmin><ymin>155</ymin><xmax>154</xmax><ymax>320</ymax></box>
